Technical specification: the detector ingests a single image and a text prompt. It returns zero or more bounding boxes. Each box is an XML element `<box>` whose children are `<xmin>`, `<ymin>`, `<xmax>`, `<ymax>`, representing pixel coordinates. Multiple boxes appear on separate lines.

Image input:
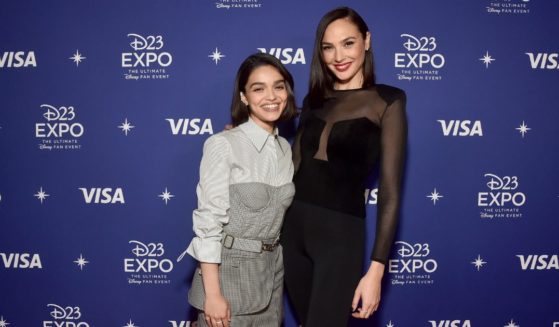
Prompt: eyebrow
<box><xmin>248</xmin><ymin>80</ymin><xmax>285</xmax><ymax>88</ymax></box>
<box><xmin>321</xmin><ymin>36</ymin><xmax>357</xmax><ymax>45</ymax></box>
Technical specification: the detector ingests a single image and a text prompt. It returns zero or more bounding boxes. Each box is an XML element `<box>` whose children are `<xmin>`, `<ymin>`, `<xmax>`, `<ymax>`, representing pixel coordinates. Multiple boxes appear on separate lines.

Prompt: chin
<box><xmin>269</xmin><ymin>114</ymin><xmax>282</xmax><ymax>122</ymax></box>
<box><xmin>330</xmin><ymin>71</ymin><xmax>351</xmax><ymax>83</ymax></box>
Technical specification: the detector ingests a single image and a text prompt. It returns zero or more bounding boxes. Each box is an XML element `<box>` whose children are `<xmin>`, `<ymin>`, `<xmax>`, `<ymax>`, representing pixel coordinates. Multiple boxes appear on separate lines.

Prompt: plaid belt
<box><xmin>221</xmin><ymin>234</ymin><xmax>279</xmax><ymax>253</ymax></box>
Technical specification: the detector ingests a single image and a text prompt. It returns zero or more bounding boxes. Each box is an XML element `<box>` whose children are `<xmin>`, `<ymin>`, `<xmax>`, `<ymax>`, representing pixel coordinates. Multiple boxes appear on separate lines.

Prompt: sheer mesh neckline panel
<box><xmin>310</xmin><ymin>89</ymin><xmax>386</xmax><ymax>161</ymax></box>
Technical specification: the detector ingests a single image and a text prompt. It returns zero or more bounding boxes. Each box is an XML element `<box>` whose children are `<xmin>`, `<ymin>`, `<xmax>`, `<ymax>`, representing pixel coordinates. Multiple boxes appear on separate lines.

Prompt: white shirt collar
<box><xmin>239</xmin><ymin>117</ymin><xmax>284</xmax><ymax>154</ymax></box>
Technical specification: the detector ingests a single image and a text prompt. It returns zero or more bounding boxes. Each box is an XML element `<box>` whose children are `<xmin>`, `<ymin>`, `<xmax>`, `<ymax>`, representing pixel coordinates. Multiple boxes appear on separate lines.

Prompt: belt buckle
<box><xmin>261</xmin><ymin>243</ymin><xmax>274</xmax><ymax>252</ymax></box>
<box><xmin>223</xmin><ymin>234</ymin><xmax>234</xmax><ymax>249</ymax></box>
<box><xmin>261</xmin><ymin>238</ymin><xmax>278</xmax><ymax>252</ymax></box>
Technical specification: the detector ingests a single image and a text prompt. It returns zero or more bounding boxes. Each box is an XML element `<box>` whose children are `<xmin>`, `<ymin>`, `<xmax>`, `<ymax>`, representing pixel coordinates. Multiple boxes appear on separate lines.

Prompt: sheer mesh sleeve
<box><xmin>371</xmin><ymin>91</ymin><xmax>407</xmax><ymax>264</ymax></box>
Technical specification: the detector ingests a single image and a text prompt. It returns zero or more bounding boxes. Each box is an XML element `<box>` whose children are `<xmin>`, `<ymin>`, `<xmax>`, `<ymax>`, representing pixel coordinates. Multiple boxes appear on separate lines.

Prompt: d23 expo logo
<box><xmin>121</xmin><ymin>33</ymin><xmax>172</xmax><ymax>80</ymax></box>
<box><xmin>43</xmin><ymin>304</ymin><xmax>90</xmax><ymax>327</ymax></box>
<box><xmin>124</xmin><ymin>240</ymin><xmax>173</xmax><ymax>285</ymax></box>
<box><xmin>215</xmin><ymin>0</ymin><xmax>263</xmax><ymax>9</ymax></box>
<box><xmin>478</xmin><ymin>173</ymin><xmax>525</xmax><ymax>219</ymax></box>
<box><xmin>394</xmin><ymin>34</ymin><xmax>445</xmax><ymax>81</ymax></box>
<box><xmin>35</xmin><ymin>104</ymin><xmax>84</xmax><ymax>151</ymax></box>
<box><xmin>486</xmin><ymin>0</ymin><xmax>530</xmax><ymax>15</ymax></box>
<box><xmin>388</xmin><ymin>241</ymin><xmax>437</xmax><ymax>286</ymax></box>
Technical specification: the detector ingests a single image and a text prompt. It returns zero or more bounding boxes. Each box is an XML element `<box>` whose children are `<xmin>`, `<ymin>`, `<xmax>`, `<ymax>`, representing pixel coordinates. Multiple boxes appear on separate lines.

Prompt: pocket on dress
<box><xmin>187</xmin><ymin>263</ymin><xmax>243</xmax><ymax>312</ymax></box>
<box><xmin>187</xmin><ymin>257</ymin><xmax>274</xmax><ymax>315</ymax></box>
<box><xmin>237</xmin><ymin>257</ymin><xmax>274</xmax><ymax>314</ymax></box>
<box><xmin>222</xmin><ymin>257</ymin><xmax>273</xmax><ymax>315</ymax></box>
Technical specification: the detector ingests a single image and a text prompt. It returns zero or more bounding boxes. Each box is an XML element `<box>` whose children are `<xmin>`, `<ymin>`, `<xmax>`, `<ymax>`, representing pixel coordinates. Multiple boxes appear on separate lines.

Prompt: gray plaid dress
<box><xmin>180</xmin><ymin>118</ymin><xmax>295</xmax><ymax>326</ymax></box>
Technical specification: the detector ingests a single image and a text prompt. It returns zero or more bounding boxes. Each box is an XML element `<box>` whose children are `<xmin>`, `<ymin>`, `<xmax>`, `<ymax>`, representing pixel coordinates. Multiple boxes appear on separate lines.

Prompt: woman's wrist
<box><xmin>205</xmin><ymin>290</ymin><xmax>223</xmax><ymax>298</ymax></box>
<box><xmin>366</xmin><ymin>260</ymin><xmax>385</xmax><ymax>280</ymax></box>
<box><xmin>200</xmin><ymin>262</ymin><xmax>222</xmax><ymax>297</ymax></box>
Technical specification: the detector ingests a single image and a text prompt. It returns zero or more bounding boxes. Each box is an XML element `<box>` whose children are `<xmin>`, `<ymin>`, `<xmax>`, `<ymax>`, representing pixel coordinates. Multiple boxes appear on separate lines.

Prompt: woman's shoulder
<box><xmin>373</xmin><ymin>84</ymin><xmax>406</xmax><ymax>104</ymax></box>
<box><xmin>206</xmin><ymin>124</ymin><xmax>260</xmax><ymax>150</ymax></box>
<box><xmin>202</xmin><ymin>131</ymin><xmax>234</xmax><ymax>152</ymax></box>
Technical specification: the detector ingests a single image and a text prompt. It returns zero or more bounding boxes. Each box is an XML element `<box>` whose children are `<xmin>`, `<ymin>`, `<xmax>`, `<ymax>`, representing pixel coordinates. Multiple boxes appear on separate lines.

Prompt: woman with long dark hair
<box><xmin>281</xmin><ymin>7</ymin><xmax>407</xmax><ymax>326</ymax></box>
<box><xmin>179</xmin><ymin>53</ymin><xmax>297</xmax><ymax>327</ymax></box>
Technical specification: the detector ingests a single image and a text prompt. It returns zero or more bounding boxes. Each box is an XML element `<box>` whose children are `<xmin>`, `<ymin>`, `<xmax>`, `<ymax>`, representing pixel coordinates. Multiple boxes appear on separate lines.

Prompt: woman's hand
<box><xmin>351</xmin><ymin>261</ymin><xmax>384</xmax><ymax>319</ymax></box>
<box><xmin>204</xmin><ymin>293</ymin><xmax>231</xmax><ymax>327</ymax></box>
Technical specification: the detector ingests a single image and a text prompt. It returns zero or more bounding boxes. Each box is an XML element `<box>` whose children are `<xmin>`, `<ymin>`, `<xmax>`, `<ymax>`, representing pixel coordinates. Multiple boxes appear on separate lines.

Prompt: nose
<box><xmin>266</xmin><ymin>87</ymin><xmax>278</xmax><ymax>100</ymax></box>
<box><xmin>334</xmin><ymin>47</ymin><xmax>344</xmax><ymax>62</ymax></box>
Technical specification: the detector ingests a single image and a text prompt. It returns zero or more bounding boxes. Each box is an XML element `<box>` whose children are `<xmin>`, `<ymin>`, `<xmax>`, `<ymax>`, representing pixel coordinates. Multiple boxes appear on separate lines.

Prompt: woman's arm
<box><xmin>200</xmin><ymin>263</ymin><xmax>231</xmax><ymax>327</ymax></box>
<box><xmin>185</xmin><ymin>135</ymin><xmax>233</xmax><ymax>327</ymax></box>
<box><xmin>353</xmin><ymin>89</ymin><xmax>407</xmax><ymax>319</ymax></box>
<box><xmin>186</xmin><ymin>135</ymin><xmax>233</xmax><ymax>263</ymax></box>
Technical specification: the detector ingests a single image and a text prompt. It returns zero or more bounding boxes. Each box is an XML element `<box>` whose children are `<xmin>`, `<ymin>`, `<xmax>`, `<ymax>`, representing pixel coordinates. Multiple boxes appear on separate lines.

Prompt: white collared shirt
<box><xmin>184</xmin><ymin>117</ymin><xmax>293</xmax><ymax>263</ymax></box>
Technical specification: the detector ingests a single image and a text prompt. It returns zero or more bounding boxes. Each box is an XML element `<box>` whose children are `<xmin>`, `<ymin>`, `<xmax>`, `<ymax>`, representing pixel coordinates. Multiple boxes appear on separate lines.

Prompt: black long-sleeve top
<box><xmin>292</xmin><ymin>84</ymin><xmax>407</xmax><ymax>264</ymax></box>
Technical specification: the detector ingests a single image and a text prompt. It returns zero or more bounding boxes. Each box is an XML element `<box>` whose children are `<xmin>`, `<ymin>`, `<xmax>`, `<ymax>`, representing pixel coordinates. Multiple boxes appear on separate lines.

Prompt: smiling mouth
<box><xmin>261</xmin><ymin>103</ymin><xmax>280</xmax><ymax>111</ymax></box>
<box><xmin>334</xmin><ymin>62</ymin><xmax>352</xmax><ymax>72</ymax></box>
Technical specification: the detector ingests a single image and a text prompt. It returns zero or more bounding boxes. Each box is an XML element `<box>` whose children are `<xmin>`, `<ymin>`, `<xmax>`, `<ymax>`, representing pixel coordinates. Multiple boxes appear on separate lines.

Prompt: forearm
<box><xmin>370</xmin><ymin>200</ymin><xmax>399</xmax><ymax>262</ymax></box>
<box><xmin>200</xmin><ymin>262</ymin><xmax>222</xmax><ymax>296</ymax></box>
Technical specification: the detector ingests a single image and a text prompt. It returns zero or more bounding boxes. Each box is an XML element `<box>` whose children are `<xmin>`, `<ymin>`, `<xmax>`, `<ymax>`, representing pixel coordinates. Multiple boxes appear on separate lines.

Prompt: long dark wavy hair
<box><xmin>308</xmin><ymin>7</ymin><xmax>376</xmax><ymax>108</ymax></box>
<box><xmin>231</xmin><ymin>53</ymin><xmax>297</xmax><ymax>127</ymax></box>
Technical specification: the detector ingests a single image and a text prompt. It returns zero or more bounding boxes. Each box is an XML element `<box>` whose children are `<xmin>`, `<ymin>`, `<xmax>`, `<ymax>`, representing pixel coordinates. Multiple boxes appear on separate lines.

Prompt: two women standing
<box><xmin>183</xmin><ymin>6</ymin><xmax>407</xmax><ymax>327</ymax></box>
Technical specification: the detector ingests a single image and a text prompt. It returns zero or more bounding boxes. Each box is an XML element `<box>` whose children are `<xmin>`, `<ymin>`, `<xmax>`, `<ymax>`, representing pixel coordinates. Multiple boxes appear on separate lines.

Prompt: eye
<box><xmin>344</xmin><ymin>41</ymin><xmax>355</xmax><ymax>48</ymax></box>
<box><xmin>275</xmin><ymin>84</ymin><xmax>286</xmax><ymax>90</ymax></box>
<box><xmin>252</xmin><ymin>87</ymin><xmax>263</xmax><ymax>92</ymax></box>
<box><xmin>322</xmin><ymin>45</ymin><xmax>333</xmax><ymax>51</ymax></box>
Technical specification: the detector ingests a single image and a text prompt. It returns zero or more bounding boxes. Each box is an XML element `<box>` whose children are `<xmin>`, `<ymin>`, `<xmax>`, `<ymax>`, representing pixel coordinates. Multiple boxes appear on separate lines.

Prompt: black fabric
<box><xmin>291</xmin><ymin>84</ymin><xmax>407</xmax><ymax>263</ymax></box>
<box><xmin>281</xmin><ymin>200</ymin><xmax>364</xmax><ymax>327</ymax></box>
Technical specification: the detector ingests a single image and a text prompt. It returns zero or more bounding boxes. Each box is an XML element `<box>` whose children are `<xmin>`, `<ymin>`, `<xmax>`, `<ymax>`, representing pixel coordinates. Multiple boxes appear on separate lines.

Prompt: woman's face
<box><xmin>241</xmin><ymin>65</ymin><xmax>288</xmax><ymax>132</ymax></box>
<box><xmin>321</xmin><ymin>18</ymin><xmax>370</xmax><ymax>89</ymax></box>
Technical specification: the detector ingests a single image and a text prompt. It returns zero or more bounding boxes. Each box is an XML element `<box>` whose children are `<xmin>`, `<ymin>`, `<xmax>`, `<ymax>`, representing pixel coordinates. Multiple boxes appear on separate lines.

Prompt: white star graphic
<box><xmin>34</xmin><ymin>187</ymin><xmax>50</xmax><ymax>204</ymax></box>
<box><xmin>0</xmin><ymin>316</ymin><xmax>10</xmax><ymax>327</ymax></box>
<box><xmin>516</xmin><ymin>121</ymin><xmax>531</xmax><ymax>138</ymax></box>
<box><xmin>118</xmin><ymin>118</ymin><xmax>135</xmax><ymax>136</ymax></box>
<box><xmin>479</xmin><ymin>51</ymin><xmax>495</xmax><ymax>68</ymax></box>
<box><xmin>504</xmin><ymin>319</ymin><xmax>519</xmax><ymax>327</ymax></box>
<box><xmin>471</xmin><ymin>254</ymin><xmax>487</xmax><ymax>271</ymax></box>
<box><xmin>69</xmin><ymin>50</ymin><xmax>86</xmax><ymax>67</ymax></box>
<box><xmin>386</xmin><ymin>320</ymin><xmax>395</xmax><ymax>327</ymax></box>
<box><xmin>209</xmin><ymin>47</ymin><xmax>225</xmax><ymax>65</ymax></box>
<box><xmin>158</xmin><ymin>187</ymin><xmax>175</xmax><ymax>205</ymax></box>
<box><xmin>74</xmin><ymin>254</ymin><xmax>90</xmax><ymax>270</ymax></box>
<box><xmin>427</xmin><ymin>188</ymin><xmax>443</xmax><ymax>205</ymax></box>
<box><xmin>123</xmin><ymin>319</ymin><xmax>139</xmax><ymax>327</ymax></box>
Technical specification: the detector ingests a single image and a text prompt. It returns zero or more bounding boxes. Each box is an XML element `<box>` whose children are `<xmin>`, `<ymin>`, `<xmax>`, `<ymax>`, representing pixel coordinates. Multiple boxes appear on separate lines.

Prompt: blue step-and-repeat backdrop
<box><xmin>1</xmin><ymin>0</ymin><xmax>558</xmax><ymax>326</ymax></box>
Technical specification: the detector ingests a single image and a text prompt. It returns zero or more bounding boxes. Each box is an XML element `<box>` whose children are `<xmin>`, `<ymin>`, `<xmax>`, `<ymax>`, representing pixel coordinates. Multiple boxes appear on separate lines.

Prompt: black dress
<box><xmin>281</xmin><ymin>84</ymin><xmax>407</xmax><ymax>327</ymax></box>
